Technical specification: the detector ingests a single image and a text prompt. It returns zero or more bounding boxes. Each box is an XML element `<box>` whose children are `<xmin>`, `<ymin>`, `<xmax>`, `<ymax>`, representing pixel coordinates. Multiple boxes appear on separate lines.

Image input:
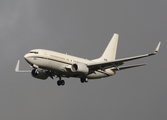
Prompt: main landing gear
<box><xmin>80</xmin><ymin>77</ymin><xmax>88</xmax><ymax>83</ymax></box>
<box><xmin>57</xmin><ymin>76</ymin><xmax>65</xmax><ymax>86</ymax></box>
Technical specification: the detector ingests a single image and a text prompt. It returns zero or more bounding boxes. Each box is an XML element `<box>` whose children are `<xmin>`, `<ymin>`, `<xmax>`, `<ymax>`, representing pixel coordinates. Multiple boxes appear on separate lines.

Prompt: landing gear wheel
<box><xmin>57</xmin><ymin>80</ymin><xmax>65</xmax><ymax>86</ymax></box>
<box><xmin>80</xmin><ymin>78</ymin><xmax>85</xmax><ymax>83</ymax></box>
<box><xmin>57</xmin><ymin>80</ymin><xmax>61</xmax><ymax>86</ymax></box>
<box><xmin>61</xmin><ymin>80</ymin><xmax>65</xmax><ymax>86</ymax></box>
<box><xmin>80</xmin><ymin>77</ymin><xmax>88</xmax><ymax>83</ymax></box>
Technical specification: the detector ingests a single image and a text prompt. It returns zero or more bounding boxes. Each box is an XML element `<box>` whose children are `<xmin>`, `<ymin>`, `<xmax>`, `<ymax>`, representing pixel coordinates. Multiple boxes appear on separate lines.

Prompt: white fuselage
<box><xmin>24</xmin><ymin>49</ymin><xmax>115</xmax><ymax>79</ymax></box>
<box><xmin>16</xmin><ymin>33</ymin><xmax>160</xmax><ymax>86</ymax></box>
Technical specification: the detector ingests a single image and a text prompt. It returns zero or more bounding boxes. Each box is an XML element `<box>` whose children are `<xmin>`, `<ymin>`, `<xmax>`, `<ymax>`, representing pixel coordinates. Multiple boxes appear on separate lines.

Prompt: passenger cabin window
<box><xmin>29</xmin><ymin>51</ymin><xmax>39</xmax><ymax>54</ymax></box>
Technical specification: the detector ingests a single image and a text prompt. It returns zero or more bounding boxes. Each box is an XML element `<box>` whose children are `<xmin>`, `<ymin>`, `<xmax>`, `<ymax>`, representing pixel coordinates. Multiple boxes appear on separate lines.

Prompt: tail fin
<box><xmin>93</xmin><ymin>33</ymin><xmax>119</xmax><ymax>62</ymax></box>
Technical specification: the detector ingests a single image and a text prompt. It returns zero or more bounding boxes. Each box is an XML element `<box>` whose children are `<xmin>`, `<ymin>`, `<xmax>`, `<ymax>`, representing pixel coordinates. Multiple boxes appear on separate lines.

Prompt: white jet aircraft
<box><xmin>15</xmin><ymin>33</ymin><xmax>161</xmax><ymax>86</ymax></box>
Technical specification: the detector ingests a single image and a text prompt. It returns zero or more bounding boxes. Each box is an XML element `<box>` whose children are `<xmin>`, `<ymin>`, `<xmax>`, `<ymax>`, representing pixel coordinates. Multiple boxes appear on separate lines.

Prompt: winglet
<box><xmin>15</xmin><ymin>60</ymin><xmax>20</xmax><ymax>72</ymax></box>
<box><xmin>155</xmin><ymin>42</ymin><xmax>161</xmax><ymax>53</ymax></box>
<box><xmin>149</xmin><ymin>42</ymin><xmax>161</xmax><ymax>56</ymax></box>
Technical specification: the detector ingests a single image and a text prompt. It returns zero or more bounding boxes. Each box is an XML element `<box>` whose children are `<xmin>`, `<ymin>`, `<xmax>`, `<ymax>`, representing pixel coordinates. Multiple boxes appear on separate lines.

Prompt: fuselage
<box><xmin>24</xmin><ymin>49</ymin><xmax>115</xmax><ymax>79</ymax></box>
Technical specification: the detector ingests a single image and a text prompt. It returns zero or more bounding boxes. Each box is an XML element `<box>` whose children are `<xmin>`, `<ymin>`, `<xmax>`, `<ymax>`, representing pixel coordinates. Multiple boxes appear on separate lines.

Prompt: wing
<box><xmin>87</xmin><ymin>42</ymin><xmax>161</xmax><ymax>71</ymax></box>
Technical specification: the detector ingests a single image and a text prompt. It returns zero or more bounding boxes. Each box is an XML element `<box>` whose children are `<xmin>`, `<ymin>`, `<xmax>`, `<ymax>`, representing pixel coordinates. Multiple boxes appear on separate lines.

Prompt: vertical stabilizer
<box><xmin>93</xmin><ymin>33</ymin><xmax>119</xmax><ymax>62</ymax></box>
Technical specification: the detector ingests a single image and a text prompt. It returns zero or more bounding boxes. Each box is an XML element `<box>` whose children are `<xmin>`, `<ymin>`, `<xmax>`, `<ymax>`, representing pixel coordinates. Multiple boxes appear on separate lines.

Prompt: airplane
<box><xmin>15</xmin><ymin>33</ymin><xmax>161</xmax><ymax>86</ymax></box>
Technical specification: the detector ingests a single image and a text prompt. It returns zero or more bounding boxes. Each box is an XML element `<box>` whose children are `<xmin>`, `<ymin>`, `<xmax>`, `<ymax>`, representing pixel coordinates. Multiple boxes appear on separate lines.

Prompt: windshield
<box><xmin>29</xmin><ymin>51</ymin><xmax>38</xmax><ymax>54</ymax></box>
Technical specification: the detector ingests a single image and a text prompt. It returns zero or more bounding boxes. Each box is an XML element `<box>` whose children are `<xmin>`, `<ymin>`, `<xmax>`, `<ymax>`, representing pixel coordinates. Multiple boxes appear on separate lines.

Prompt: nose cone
<box><xmin>24</xmin><ymin>53</ymin><xmax>34</xmax><ymax>66</ymax></box>
<box><xmin>24</xmin><ymin>53</ymin><xmax>31</xmax><ymax>64</ymax></box>
<box><xmin>24</xmin><ymin>54</ymin><xmax>28</xmax><ymax>60</ymax></box>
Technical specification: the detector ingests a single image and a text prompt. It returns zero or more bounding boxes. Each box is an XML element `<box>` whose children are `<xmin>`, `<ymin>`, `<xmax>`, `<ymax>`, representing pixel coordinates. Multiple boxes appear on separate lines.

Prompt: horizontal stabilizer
<box><xmin>112</xmin><ymin>63</ymin><xmax>147</xmax><ymax>71</ymax></box>
<box><xmin>15</xmin><ymin>60</ymin><xmax>31</xmax><ymax>72</ymax></box>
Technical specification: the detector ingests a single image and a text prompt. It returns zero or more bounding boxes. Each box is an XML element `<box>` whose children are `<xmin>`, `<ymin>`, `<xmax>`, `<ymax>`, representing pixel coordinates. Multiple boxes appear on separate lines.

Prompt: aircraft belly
<box><xmin>87</xmin><ymin>69</ymin><xmax>115</xmax><ymax>79</ymax></box>
<box><xmin>87</xmin><ymin>73</ymin><xmax>107</xmax><ymax>79</ymax></box>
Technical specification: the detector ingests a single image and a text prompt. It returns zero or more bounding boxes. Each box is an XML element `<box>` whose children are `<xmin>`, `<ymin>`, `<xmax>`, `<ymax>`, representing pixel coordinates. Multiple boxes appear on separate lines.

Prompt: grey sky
<box><xmin>0</xmin><ymin>0</ymin><xmax>166</xmax><ymax>120</ymax></box>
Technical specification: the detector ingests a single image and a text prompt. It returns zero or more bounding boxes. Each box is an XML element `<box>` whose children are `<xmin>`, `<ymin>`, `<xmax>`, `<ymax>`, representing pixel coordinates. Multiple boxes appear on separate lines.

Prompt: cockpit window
<box><xmin>29</xmin><ymin>51</ymin><xmax>38</xmax><ymax>54</ymax></box>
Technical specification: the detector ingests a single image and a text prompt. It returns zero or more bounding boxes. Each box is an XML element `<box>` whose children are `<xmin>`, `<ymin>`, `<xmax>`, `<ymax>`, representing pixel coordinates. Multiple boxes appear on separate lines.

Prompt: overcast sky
<box><xmin>0</xmin><ymin>0</ymin><xmax>166</xmax><ymax>120</ymax></box>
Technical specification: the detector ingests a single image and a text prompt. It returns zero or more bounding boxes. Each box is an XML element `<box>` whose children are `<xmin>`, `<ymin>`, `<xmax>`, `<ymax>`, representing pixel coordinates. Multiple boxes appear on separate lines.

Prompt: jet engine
<box><xmin>71</xmin><ymin>63</ymin><xmax>89</xmax><ymax>75</ymax></box>
<box><xmin>31</xmin><ymin>69</ymin><xmax>49</xmax><ymax>80</ymax></box>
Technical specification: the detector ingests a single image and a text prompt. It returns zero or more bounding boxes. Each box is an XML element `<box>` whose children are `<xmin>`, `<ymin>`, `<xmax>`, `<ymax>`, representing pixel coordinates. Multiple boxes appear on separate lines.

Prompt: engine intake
<box><xmin>31</xmin><ymin>69</ymin><xmax>49</xmax><ymax>80</ymax></box>
<box><xmin>71</xmin><ymin>63</ymin><xmax>89</xmax><ymax>75</ymax></box>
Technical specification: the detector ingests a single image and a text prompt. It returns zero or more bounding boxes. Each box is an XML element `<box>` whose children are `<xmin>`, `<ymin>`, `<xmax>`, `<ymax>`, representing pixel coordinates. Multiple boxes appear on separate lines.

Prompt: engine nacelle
<box><xmin>31</xmin><ymin>69</ymin><xmax>49</xmax><ymax>80</ymax></box>
<box><xmin>71</xmin><ymin>63</ymin><xmax>89</xmax><ymax>75</ymax></box>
